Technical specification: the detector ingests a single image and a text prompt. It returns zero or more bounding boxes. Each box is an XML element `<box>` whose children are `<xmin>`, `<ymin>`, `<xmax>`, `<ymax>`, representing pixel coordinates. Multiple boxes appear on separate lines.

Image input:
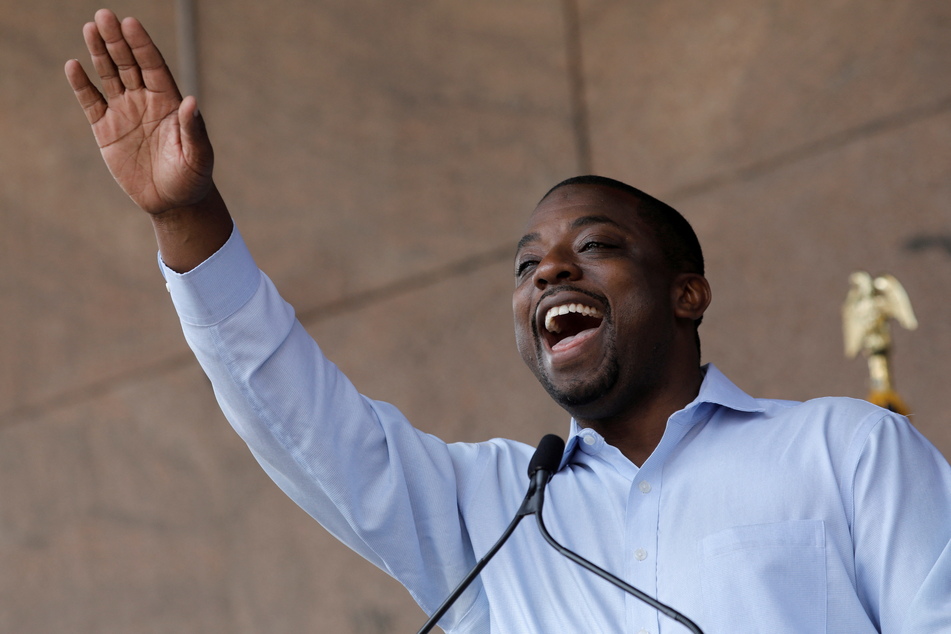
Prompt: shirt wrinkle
<box><xmin>165</xmin><ymin>225</ymin><xmax>951</xmax><ymax>634</ymax></box>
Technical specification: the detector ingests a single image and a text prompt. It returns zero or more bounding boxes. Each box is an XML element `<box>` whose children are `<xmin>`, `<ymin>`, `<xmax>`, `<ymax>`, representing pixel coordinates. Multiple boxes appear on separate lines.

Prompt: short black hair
<box><xmin>541</xmin><ymin>175</ymin><xmax>706</xmax><ymax>353</ymax></box>
<box><xmin>541</xmin><ymin>175</ymin><xmax>705</xmax><ymax>277</ymax></box>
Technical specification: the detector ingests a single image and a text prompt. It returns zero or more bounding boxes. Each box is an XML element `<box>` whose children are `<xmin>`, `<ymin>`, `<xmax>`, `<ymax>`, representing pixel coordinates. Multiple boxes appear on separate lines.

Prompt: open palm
<box><xmin>66</xmin><ymin>10</ymin><xmax>213</xmax><ymax>215</ymax></box>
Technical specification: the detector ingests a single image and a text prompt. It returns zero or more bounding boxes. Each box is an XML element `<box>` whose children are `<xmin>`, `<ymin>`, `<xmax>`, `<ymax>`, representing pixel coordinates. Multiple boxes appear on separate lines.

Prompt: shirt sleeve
<box><xmin>847</xmin><ymin>410</ymin><xmax>951</xmax><ymax>633</ymax></box>
<box><xmin>160</xmin><ymin>226</ymin><xmax>487</xmax><ymax>629</ymax></box>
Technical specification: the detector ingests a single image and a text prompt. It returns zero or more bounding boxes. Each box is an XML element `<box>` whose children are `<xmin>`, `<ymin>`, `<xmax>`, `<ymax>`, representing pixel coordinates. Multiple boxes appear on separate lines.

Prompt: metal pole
<box><xmin>175</xmin><ymin>0</ymin><xmax>200</xmax><ymax>102</ymax></box>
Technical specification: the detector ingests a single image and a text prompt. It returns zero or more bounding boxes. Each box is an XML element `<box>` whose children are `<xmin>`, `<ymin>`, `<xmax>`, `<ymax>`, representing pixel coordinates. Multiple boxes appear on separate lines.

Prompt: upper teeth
<box><xmin>544</xmin><ymin>303</ymin><xmax>603</xmax><ymax>334</ymax></box>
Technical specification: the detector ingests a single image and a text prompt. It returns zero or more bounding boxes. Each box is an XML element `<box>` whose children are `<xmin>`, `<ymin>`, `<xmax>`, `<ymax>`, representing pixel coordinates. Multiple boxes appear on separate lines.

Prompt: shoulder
<box><xmin>712</xmin><ymin>392</ymin><xmax>892</xmax><ymax>439</ymax></box>
<box><xmin>745</xmin><ymin>395</ymin><xmax>948</xmax><ymax>476</ymax></box>
<box><xmin>701</xmin><ymin>365</ymin><xmax>893</xmax><ymax>437</ymax></box>
<box><xmin>704</xmin><ymin>365</ymin><xmax>889</xmax><ymax>427</ymax></box>
<box><xmin>746</xmin><ymin>394</ymin><xmax>899</xmax><ymax>437</ymax></box>
<box><xmin>446</xmin><ymin>437</ymin><xmax>538</xmax><ymax>481</ymax></box>
<box><xmin>757</xmin><ymin>393</ymin><xmax>888</xmax><ymax>419</ymax></box>
<box><xmin>447</xmin><ymin>437</ymin><xmax>537</xmax><ymax>472</ymax></box>
<box><xmin>701</xmin><ymin>366</ymin><xmax>921</xmax><ymax>461</ymax></box>
<box><xmin>709</xmin><ymin>393</ymin><xmax>911</xmax><ymax>473</ymax></box>
<box><xmin>446</xmin><ymin>437</ymin><xmax>542</xmax><ymax>511</ymax></box>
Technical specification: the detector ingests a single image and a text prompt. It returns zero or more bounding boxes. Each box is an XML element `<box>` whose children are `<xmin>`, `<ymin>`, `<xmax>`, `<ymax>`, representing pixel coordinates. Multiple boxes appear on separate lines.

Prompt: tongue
<box><xmin>551</xmin><ymin>327</ymin><xmax>598</xmax><ymax>352</ymax></box>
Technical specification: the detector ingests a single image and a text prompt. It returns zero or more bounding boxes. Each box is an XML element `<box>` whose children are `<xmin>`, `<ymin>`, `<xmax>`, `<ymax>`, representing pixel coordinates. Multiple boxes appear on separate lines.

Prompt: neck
<box><xmin>577</xmin><ymin>364</ymin><xmax>704</xmax><ymax>467</ymax></box>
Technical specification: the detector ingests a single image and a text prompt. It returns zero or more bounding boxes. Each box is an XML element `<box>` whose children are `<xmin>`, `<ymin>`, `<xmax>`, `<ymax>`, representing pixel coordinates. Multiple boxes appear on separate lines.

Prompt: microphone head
<box><xmin>527</xmin><ymin>434</ymin><xmax>565</xmax><ymax>478</ymax></box>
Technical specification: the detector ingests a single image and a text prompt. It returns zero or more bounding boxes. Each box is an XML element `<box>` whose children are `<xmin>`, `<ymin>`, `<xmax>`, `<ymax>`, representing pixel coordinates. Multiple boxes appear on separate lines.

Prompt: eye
<box><xmin>515</xmin><ymin>258</ymin><xmax>539</xmax><ymax>278</ymax></box>
<box><xmin>580</xmin><ymin>240</ymin><xmax>616</xmax><ymax>251</ymax></box>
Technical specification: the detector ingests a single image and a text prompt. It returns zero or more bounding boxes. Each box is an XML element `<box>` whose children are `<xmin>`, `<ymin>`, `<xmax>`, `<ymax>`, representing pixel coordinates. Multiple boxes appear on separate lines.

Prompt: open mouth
<box><xmin>541</xmin><ymin>302</ymin><xmax>604</xmax><ymax>350</ymax></box>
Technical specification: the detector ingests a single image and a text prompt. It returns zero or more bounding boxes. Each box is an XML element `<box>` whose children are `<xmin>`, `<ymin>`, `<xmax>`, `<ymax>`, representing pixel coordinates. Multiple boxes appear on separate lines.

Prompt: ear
<box><xmin>671</xmin><ymin>273</ymin><xmax>711</xmax><ymax>321</ymax></box>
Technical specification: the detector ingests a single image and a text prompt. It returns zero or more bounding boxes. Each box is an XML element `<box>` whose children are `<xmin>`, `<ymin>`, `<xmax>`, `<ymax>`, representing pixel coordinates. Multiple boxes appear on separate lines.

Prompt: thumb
<box><xmin>178</xmin><ymin>96</ymin><xmax>214</xmax><ymax>175</ymax></box>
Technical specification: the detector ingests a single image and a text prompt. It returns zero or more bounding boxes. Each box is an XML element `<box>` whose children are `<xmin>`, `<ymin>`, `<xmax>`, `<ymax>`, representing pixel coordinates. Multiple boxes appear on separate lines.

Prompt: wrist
<box><xmin>151</xmin><ymin>184</ymin><xmax>234</xmax><ymax>273</ymax></box>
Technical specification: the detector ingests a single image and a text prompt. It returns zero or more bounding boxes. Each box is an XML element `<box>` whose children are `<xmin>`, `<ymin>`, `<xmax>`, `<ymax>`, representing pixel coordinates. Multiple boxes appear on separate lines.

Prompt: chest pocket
<box><xmin>699</xmin><ymin>519</ymin><xmax>827</xmax><ymax>633</ymax></box>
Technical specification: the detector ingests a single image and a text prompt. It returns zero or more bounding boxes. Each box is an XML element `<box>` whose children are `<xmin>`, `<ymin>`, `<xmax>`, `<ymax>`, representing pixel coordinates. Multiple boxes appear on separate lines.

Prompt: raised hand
<box><xmin>65</xmin><ymin>9</ymin><xmax>213</xmax><ymax>215</ymax></box>
<box><xmin>66</xmin><ymin>10</ymin><xmax>231</xmax><ymax>272</ymax></box>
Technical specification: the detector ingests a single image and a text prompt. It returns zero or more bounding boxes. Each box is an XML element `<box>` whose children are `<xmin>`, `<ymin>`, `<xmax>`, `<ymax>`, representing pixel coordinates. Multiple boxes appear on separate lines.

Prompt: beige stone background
<box><xmin>2</xmin><ymin>0</ymin><xmax>949</xmax><ymax>631</ymax></box>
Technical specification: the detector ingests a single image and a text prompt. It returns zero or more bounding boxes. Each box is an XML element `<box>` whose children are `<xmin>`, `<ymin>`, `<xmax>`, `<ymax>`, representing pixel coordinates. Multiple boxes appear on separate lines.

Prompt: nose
<box><xmin>534</xmin><ymin>246</ymin><xmax>581</xmax><ymax>288</ymax></box>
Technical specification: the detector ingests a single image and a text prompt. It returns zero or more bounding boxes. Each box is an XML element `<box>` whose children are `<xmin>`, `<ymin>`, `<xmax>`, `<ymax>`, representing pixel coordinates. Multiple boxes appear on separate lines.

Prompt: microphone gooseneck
<box><xmin>533</xmin><ymin>502</ymin><xmax>704</xmax><ymax>633</ymax></box>
<box><xmin>415</xmin><ymin>434</ymin><xmax>565</xmax><ymax>634</ymax></box>
<box><xmin>417</xmin><ymin>433</ymin><xmax>703</xmax><ymax>633</ymax></box>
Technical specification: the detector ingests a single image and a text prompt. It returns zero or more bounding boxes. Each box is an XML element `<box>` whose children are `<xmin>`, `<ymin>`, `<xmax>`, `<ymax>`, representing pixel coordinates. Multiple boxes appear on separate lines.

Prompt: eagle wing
<box><xmin>843</xmin><ymin>271</ymin><xmax>873</xmax><ymax>358</ymax></box>
<box><xmin>873</xmin><ymin>274</ymin><xmax>918</xmax><ymax>331</ymax></box>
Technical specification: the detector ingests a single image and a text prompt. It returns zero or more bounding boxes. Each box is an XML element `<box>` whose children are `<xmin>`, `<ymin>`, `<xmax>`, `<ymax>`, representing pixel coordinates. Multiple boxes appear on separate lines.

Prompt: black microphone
<box><xmin>528</xmin><ymin>433</ymin><xmax>565</xmax><ymax>476</ymax></box>
<box><xmin>417</xmin><ymin>434</ymin><xmax>703</xmax><ymax>633</ymax></box>
<box><xmin>415</xmin><ymin>435</ymin><xmax>564</xmax><ymax>634</ymax></box>
<box><xmin>518</xmin><ymin>433</ymin><xmax>565</xmax><ymax>517</ymax></box>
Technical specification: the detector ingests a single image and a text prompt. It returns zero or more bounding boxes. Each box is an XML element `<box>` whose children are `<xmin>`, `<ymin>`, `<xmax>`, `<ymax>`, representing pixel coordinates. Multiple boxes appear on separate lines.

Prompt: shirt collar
<box><xmin>559</xmin><ymin>363</ymin><xmax>763</xmax><ymax>469</ymax></box>
<box><xmin>688</xmin><ymin>363</ymin><xmax>765</xmax><ymax>416</ymax></box>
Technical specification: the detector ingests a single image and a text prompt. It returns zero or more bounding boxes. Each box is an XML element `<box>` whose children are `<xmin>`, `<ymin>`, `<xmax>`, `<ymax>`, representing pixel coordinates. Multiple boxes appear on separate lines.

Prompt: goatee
<box><xmin>533</xmin><ymin>336</ymin><xmax>620</xmax><ymax>408</ymax></box>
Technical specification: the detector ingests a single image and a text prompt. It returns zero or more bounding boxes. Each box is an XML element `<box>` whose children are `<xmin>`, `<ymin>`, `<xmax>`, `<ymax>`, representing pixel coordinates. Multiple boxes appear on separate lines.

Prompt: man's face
<box><xmin>512</xmin><ymin>184</ymin><xmax>678</xmax><ymax>419</ymax></box>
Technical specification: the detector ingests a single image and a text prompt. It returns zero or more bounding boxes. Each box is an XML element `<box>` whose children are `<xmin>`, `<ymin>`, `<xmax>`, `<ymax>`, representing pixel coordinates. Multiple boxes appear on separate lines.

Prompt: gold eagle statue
<box><xmin>843</xmin><ymin>272</ymin><xmax>918</xmax><ymax>415</ymax></box>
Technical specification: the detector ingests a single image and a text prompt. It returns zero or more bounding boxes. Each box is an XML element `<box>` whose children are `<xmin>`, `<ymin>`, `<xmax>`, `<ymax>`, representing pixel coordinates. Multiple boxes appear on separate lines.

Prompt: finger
<box><xmin>83</xmin><ymin>20</ymin><xmax>123</xmax><ymax>99</ymax></box>
<box><xmin>179</xmin><ymin>94</ymin><xmax>199</xmax><ymax>123</ymax></box>
<box><xmin>121</xmin><ymin>16</ymin><xmax>180</xmax><ymax>97</ymax></box>
<box><xmin>95</xmin><ymin>9</ymin><xmax>144</xmax><ymax>91</ymax></box>
<box><xmin>179</xmin><ymin>96</ymin><xmax>214</xmax><ymax>174</ymax></box>
<box><xmin>65</xmin><ymin>58</ymin><xmax>108</xmax><ymax>125</ymax></box>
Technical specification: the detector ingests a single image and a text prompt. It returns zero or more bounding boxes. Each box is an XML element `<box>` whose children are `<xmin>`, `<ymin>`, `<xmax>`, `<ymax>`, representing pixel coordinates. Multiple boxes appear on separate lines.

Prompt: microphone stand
<box><xmin>415</xmin><ymin>469</ymin><xmax>549</xmax><ymax>634</ymax></box>
<box><xmin>532</xmin><ymin>476</ymin><xmax>704</xmax><ymax>634</ymax></box>
<box><xmin>416</xmin><ymin>434</ymin><xmax>703</xmax><ymax>633</ymax></box>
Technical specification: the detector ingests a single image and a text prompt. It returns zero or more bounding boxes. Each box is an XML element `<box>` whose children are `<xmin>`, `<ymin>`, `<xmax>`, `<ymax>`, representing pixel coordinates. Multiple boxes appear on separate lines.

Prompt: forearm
<box><xmin>150</xmin><ymin>183</ymin><xmax>233</xmax><ymax>273</ymax></box>
<box><xmin>162</xmin><ymin>228</ymin><xmax>481</xmax><ymax>620</ymax></box>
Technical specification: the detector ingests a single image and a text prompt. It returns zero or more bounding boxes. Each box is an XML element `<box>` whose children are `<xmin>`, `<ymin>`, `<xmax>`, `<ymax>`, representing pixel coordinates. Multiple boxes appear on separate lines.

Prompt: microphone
<box><xmin>518</xmin><ymin>433</ymin><xmax>565</xmax><ymax>517</ymax></box>
<box><xmin>416</xmin><ymin>434</ymin><xmax>703</xmax><ymax>633</ymax></box>
<box><xmin>416</xmin><ymin>434</ymin><xmax>564</xmax><ymax>634</ymax></box>
<box><xmin>521</xmin><ymin>434</ymin><xmax>704</xmax><ymax>632</ymax></box>
<box><xmin>528</xmin><ymin>433</ymin><xmax>565</xmax><ymax>476</ymax></box>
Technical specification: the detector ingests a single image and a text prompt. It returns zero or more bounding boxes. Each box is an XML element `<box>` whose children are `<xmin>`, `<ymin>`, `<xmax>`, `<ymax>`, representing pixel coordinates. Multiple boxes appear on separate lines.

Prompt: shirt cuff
<box><xmin>158</xmin><ymin>223</ymin><xmax>262</xmax><ymax>327</ymax></box>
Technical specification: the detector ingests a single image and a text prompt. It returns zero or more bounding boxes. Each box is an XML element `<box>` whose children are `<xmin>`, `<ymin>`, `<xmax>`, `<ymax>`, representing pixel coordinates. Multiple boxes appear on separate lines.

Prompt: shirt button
<box><xmin>583</xmin><ymin>435</ymin><xmax>596</xmax><ymax>446</ymax></box>
<box><xmin>165</xmin><ymin>282</ymin><xmax>171</xmax><ymax>293</ymax></box>
<box><xmin>637</xmin><ymin>630</ymin><xmax>650</xmax><ymax>634</ymax></box>
<box><xmin>638</xmin><ymin>481</ymin><xmax>651</xmax><ymax>494</ymax></box>
<box><xmin>634</xmin><ymin>548</ymin><xmax>648</xmax><ymax>561</ymax></box>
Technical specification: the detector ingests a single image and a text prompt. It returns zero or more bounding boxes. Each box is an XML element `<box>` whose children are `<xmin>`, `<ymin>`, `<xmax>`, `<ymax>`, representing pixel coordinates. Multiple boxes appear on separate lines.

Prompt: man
<box><xmin>67</xmin><ymin>10</ymin><xmax>951</xmax><ymax>633</ymax></box>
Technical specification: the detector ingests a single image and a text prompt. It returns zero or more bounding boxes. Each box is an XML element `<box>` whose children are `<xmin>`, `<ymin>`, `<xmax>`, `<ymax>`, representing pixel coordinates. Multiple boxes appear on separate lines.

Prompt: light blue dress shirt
<box><xmin>163</xmin><ymin>226</ymin><xmax>951</xmax><ymax>633</ymax></box>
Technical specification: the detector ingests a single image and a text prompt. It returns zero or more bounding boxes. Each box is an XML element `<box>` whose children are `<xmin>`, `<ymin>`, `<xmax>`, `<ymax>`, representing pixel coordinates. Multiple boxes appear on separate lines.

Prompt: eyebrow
<box><xmin>515</xmin><ymin>231</ymin><xmax>540</xmax><ymax>254</ymax></box>
<box><xmin>515</xmin><ymin>214</ymin><xmax>623</xmax><ymax>255</ymax></box>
